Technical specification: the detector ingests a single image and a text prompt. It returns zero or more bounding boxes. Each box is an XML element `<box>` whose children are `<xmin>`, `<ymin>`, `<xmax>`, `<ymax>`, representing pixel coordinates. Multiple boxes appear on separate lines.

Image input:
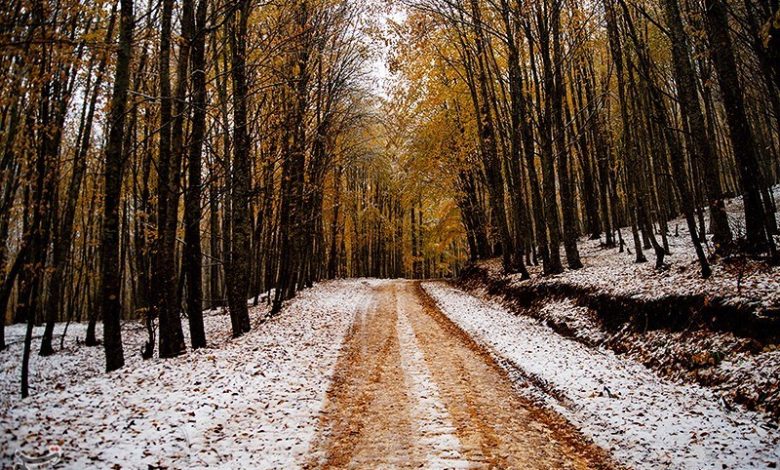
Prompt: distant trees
<box><xmin>401</xmin><ymin>0</ymin><xmax>779</xmax><ymax>276</ymax></box>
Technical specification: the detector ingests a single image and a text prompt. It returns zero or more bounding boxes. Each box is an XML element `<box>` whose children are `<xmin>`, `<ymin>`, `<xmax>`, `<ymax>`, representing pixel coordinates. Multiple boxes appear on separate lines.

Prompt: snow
<box><xmin>422</xmin><ymin>281</ymin><xmax>780</xmax><ymax>469</ymax></box>
<box><xmin>3</xmin><ymin>270</ymin><xmax>779</xmax><ymax>468</ymax></box>
<box><xmin>464</xmin><ymin>279</ymin><xmax>780</xmax><ymax>416</ymax></box>
<box><xmin>534</xmin><ymin>298</ymin><xmax>607</xmax><ymax>346</ymax></box>
<box><xmin>464</xmin><ymin>186</ymin><xmax>780</xmax><ymax>417</ymax></box>
<box><xmin>0</xmin><ymin>280</ymin><xmax>373</xmax><ymax>468</ymax></box>
<box><xmin>485</xmin><ymin>185</ymin><xmax>780</xmax><ymax>309</ymax></box>
<box><xmin>395</xmin><ymin>294</ymin><xmax>468</xmax><ymax>468</ymax></box>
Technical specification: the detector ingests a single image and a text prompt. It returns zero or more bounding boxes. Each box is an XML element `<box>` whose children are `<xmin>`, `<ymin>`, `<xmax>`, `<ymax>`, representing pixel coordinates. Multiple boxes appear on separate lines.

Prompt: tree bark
<box><xmin>551</xmin><ymin>1</ymin><xmax>582</xmax><ymax>269</ymax></box>
<box><xmin>664</xmin><ymin>0</ymin><xmax>731</xmax><ymax>252</ymax></box>
<box><xmin>100</xmin><ymin>0</ymin><xmax>134</xmax><ymax>373</ymax></box>
<box><xmin>226</xmin><ymin>0</ymin><xmax>252</xmax><ymax>334</ymax></box>
<box><xmin>183</xmin><ymin>0</ymin><xmax>208</xmax><ymax>349</ymax></box>
<box><xmin>469</xmin><ymin>0</ymin><xmax>527</xmax><ymax>277</ymax></box>
<box><xmin>704</xmin><ymin>0</ymin><xmax>773</xmax><ymax>253</ymax></box>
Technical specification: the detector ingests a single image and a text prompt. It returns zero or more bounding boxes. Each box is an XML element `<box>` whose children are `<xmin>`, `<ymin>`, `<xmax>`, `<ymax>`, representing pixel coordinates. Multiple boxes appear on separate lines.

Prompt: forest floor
<box><xmin>2</xmin><ymin>279</ymin><xmax>779</xmax><ymax>468</ymax></box>
<box><xmin>1</xmin><ymin>281</ymin><xmax>371</xmax><ymax>468</ymax></box>
<box><xmin>506</xmin><ymin>185</ymin><xmax>780</xmax><ymax>308</ymax></box>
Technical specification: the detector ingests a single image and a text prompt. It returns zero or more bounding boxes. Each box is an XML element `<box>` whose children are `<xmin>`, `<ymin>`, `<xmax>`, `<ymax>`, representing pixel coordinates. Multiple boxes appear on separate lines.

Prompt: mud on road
<box><xmin>305</xmin><ymin>280</ymin><xmax>615</xmax><ymax>469</ymax></box>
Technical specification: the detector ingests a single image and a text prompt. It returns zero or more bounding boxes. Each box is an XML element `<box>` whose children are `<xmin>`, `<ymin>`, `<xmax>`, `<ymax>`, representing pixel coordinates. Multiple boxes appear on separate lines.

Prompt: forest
<box><xmin>1</xmin><ymin>0</ymin><xmax>779</xmax><ymax>466</ymax></box>
<box><xmin>0</xmin><ymin>0</ymin><xmax>780</xmax><ymax>382</ymax></box>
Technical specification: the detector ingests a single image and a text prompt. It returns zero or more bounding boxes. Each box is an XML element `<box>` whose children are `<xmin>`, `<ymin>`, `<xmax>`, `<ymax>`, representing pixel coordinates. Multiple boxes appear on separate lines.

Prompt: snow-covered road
<box><xmin>306</xmin><ymin>280</ymin><xmax>610</xmax><ymax>468</ymax></box>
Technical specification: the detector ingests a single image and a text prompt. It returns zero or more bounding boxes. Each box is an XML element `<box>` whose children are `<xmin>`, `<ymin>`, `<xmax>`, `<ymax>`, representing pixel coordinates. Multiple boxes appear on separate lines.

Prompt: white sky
<box><xmin>365</xmin><ymin>3</ymin><xmax>408</xmax><ymax>98</ymax></box>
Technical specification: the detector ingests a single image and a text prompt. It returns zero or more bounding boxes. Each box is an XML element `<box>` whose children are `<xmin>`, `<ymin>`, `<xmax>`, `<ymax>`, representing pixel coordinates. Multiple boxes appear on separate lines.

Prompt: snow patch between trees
<box><xmin>0</xmin><ymin>280</ymin><xmax>372</xmax><ymax>468</ymax></box>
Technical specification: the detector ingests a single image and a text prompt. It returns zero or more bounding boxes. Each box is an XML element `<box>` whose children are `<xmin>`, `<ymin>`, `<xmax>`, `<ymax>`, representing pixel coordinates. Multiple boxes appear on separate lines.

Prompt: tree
<box><xmin>225</xmin><ymin>0</ymin><xmax>252</xmax><ymax>335</ymax></box>
<box><xmin>100</xmin><ymin>0</ymin><xmax>135</xmax><ymax>373</ymax></box>
<box><xmin>704</xmin><ymin>0</ymin><xmax>774</xmax><ymax>254</ymax></box>
<box><xmin>183</xmin><ymin>0</ymin><xmax>209</xmax><ymax>349</ymax></box>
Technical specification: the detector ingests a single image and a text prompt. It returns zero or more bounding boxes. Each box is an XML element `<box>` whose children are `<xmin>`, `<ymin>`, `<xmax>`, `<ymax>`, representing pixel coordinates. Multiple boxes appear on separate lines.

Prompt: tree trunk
<box><xmin>551</xmin><ymin>1</ymin><xmax>582</xmax><ymax>269</ymax></box>
<box><xmin>664</xmin><ymin>0</ymin><xmax>731</xmax><ymax>253</ymax></box>
<box><xmin>704</xmin><ymin>0</ymin><xmax>772</xmax><ymax>253</ymax></box>
<box><xmin>226</xmin><ymin>0</ymin><xmax>252</xmax><ymax>334</ymax></box>
<box><xmin>469</xmin><ymin>0</ymin><xmax>527</xmax><ymax>277</ymax></box>
<box><xmin>328</xmin><ymin>165</ymin><xmax>343</xmax><ymax>279</ymax></box>
<box><xmin>100</xmin><ymin>0</ymin><xmax>134</xmax><ymax>373</ymax></box>
<box><xmin>183</xmin><ymin>0</ymin><xmax>208</xmax><ymax>349</ymax></box>
<box><xmin>536</xmin><ymin>6</ymin><xmax>565</xmax><ymax>274</ymax></box>
<box><xmin>150</xmin><ymin>0</ymin><xmax>183</xmax><ymax>359</ymax></box>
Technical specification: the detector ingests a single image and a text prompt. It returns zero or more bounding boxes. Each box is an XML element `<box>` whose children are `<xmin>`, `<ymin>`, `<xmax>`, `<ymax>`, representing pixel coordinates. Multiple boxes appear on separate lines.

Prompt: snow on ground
<box><xmin>488</xmin><ymin>185</ymin><xmax>780</xmax><ymax>309</ymax></box>
<box><xmin>463</xmin><ymin>279</ymin><xmax>780</xmax><ymax>416</ymax></box>
<box><xmin>0</xmin><ymin>314</ymin><xmax>238</xmax><ymax>410</ymax></box>
<box><xmin>534</xmin><ymin>297</ymin><xmax>608</xmax><ymax>346</ymax></box>
<box><xmin>422</xmin><ymin>281</ymin><xmax>780</xmax><ymax>469</ymax></box>
<box><xmin>468</xmin><ymin>186</ymin><xmax>780</xmax><ymax>418</ymax></box>
<box><xmin>0</xmin><ymin>280</ymin><xmax>374</xmax><ymax>468</ymax></box>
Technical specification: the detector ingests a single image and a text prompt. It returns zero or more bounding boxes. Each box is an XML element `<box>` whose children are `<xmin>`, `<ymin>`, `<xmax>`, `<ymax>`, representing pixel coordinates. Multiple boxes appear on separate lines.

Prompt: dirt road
<box><xmin>306</xmin><ymin>281</ymin><xmax>614</xmax><ymax>469</ymax></box>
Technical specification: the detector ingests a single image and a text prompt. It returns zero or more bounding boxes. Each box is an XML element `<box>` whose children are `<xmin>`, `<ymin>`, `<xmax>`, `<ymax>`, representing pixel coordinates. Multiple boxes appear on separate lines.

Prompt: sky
<box><xmin>364</xmin><ymin>1</ymin><xmax>409</xmax><ymax>98</ymax></box>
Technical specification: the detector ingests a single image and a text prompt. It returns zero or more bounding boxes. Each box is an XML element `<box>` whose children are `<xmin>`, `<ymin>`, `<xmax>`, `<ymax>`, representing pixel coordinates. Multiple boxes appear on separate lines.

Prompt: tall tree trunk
<box><xmin>551</xmin><ymin>1</ymin><xmax>582</xmax><ymax>269</ymax></box>
<box><xmin>704</xmin><ymin>0</ymin><xmax>773</xmax><ymax>253</ymax></box>
<box><xmin>209</xmin><ymin>180</ymin><xmax>221</xmax><ymax>309</ymax></box>
<box><xmin>158</xmin><ymin>0</ymin><xmax>188</xmax><ymax>357</ymax></box>
<box><xmin>664</xmin><ymin>0</ymin><xmax>731</xmax><ymax>252</ymax></box>
<box><xmin>661</xmin><ymin>0</ymin><xmax>713</xmax><ymax>276</ymax></box>
<box><xmin>585</xmin><ymin>59</ymin><xmax>615</xmax><ymax>247</ymax></box>
<box><xmin>328</xmin><ymin>165</ymin><xmax>343</xmax><ymax>279</ymax></box>
<box><xmin>183</xmin><ymin>0</ymin><xmax>208</xmax><ymax>349</ymax></box>
<box><xmin>274</xmin><ymin>1</ymin><xmax>312</xmax><ymax>310</ymax></box>
<box><xmin>604</xmin><ymin>0</ymin><xmax>645</xmax><ymax>263</ymax></box>
<box><xmin>226</xmin><ymin>0</ymin><xmax>252</xmax><ymax>335</ymax></box>
<box><xmin>535</xmin><ymin>6</ymin><xmax>566</xmax><ymax>274</ymax></box>
<box><xmin>571</xmin><ymin>64</ymin><xmax>602</xmax><ymax>241</ymax></box>
<box><xmin>100</xmin><ymin>0</ymin><xmax>134</xmax><ymax>373</ymax></box>
<box><xmin>151</xmin><ymin>0</ymin><xmax>183</xmax><ymax>359</ymax></box>
<box><xmin>469</xmin><ymin>0</ymin><xmax>527</xmax><ymax>277</ymax></box>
